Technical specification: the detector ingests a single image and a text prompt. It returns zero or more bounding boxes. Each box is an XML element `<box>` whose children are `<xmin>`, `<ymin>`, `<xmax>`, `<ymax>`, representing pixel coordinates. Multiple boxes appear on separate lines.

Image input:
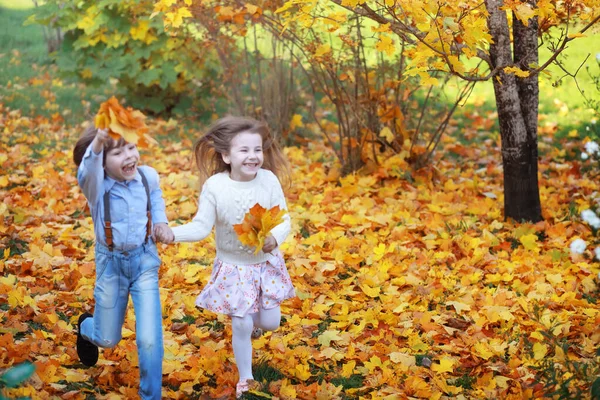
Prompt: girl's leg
<box><xmin>130</xmin><ymin>247</ymin><xmax>163</xmax><ymax>400</ymax></box>
<box><xmin>250</xmin><ymin>306</ymin><xmax>281</xmax><ymax>332</ymax></box>
<box><xmin>81</xmin><ymin>252</ymin><xmax>129</xmax><ymax>348</ymax></box>
<box><xmin>231</xmin><ymin>314</ymin><xmax>254</xmax><ymax>381</ymax></box>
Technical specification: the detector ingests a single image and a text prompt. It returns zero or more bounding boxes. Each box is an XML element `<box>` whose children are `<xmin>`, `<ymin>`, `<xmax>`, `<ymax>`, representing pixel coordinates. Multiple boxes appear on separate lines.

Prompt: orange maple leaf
<box><xmin>94</xmin><ymin>96</ymin><xmax>155</xmax><ymax>148</ymax></box>
<box><xmin>233</xmin><ymin>204</ymin><xmax>287</xmax><ymax>254</ymax></box>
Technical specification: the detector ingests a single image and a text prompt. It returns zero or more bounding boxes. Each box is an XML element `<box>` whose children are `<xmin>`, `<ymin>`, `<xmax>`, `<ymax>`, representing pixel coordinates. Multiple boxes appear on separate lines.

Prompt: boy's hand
<box><xmin>92</xmin><ymin>129</ymin><xmax>112</xmax><ymax>154</ymax></box>
<box><xmin>262</xmin><ymin>235</ymin><xmax>277</xmax><ymax>254</ymax></box>
<box><xmin>153</xmin><ymin>223</ymin><xmax>174</xmax><ymax>244</ymax></box>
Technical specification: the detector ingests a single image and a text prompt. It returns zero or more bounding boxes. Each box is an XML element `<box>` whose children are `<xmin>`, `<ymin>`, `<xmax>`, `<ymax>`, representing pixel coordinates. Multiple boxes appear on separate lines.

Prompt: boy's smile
<box><xmin>105</xmin><ymin>142</ymin><xmax>140</xmax><ymax>182</ymax></box>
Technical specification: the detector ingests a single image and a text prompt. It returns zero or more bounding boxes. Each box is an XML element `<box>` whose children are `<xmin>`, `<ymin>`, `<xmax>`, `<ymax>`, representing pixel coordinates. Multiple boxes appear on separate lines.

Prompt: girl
<box><xmin>73</xmin><ymin>125</ymin><xmax>171</xmax><ymax>400</ymax></box>
<box><xmin>158</xmin><ymin>116</ymin><xmax>295</xmax><ymax>398</ymax></box>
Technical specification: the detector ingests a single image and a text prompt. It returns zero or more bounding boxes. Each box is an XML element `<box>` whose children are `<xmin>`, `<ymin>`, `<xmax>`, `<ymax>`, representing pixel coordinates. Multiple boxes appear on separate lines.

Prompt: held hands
<box><xmin>262</xmin><ymin>235</ymin><xmax>277</xmax><ymax>254</ymax></box>
<box><xmin>153</xmin><ymin>223</ymin><xmax>174</xmax><ymax>244</ymax></box>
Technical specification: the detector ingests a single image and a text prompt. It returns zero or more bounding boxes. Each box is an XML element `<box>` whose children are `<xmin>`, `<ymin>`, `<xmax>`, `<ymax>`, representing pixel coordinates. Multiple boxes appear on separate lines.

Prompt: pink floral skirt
<box><xmin>195</xmin><ymin>251</ymin><xmax>295</xmax><ymax>317</ymax></box>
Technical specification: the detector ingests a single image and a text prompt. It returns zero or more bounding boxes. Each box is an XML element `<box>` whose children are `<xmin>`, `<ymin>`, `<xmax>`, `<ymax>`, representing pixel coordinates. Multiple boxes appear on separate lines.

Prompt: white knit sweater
<box><xmin>172</xmin><ymin>169</ymin><xmax>290</xmax><ymax>265</ymax></box>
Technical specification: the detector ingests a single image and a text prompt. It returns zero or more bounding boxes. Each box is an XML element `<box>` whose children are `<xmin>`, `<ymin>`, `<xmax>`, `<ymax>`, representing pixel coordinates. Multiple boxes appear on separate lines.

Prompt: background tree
<box><xmin>274</xmin><ymin>0</ymin><xmax>599</xmax><ymax>221</ymax></box>
<box><xmin>154</xmin><ymin>0</ymin><xmax>475</xmax><ymax>175</ymax></box>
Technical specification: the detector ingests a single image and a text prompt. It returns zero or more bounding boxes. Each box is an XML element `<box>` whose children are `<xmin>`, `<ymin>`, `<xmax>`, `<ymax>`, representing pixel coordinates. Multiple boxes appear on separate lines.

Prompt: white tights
<box><xmin>231</xmin><ymin>306</ymin><xmax>281</xmax><ymax>381</ymax></box>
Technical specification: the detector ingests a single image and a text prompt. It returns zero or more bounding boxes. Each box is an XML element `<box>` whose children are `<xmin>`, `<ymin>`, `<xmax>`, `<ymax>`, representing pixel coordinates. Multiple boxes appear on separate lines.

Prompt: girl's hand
<box><xmin>153</xmin><ymin>223</ymin><xmax>174</xmax><ymax>244</ymax></box>
<box><xmin>262</xmin><ymin>235</ymin><xmax>277</xmax><ymax>254</ymax></box>
<box><xmin>91</xmin><ymin>129</ymin><xmax>112</xmax><ymax>154</ymax></box>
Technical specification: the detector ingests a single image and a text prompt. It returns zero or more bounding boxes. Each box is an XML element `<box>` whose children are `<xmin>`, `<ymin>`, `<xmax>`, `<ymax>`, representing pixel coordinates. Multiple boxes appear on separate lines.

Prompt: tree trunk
<box><xmin>485</xmin><ymin>0</ymin><xmax>543</xmax><ymax>222</ymax></box>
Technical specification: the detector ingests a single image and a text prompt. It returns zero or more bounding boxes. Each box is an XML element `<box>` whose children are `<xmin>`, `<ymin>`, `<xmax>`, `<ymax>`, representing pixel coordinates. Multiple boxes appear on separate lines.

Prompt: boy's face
<box><xmin>104</xmin><ymin>141</ymin><xmax>140</xmax><ymax>182</ymax></box>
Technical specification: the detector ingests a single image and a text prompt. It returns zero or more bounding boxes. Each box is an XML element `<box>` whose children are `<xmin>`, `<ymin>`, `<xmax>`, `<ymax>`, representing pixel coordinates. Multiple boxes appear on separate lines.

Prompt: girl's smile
<box><xmin>222</xmin><ymin>132</ymin><xmax>264</xmax><ymax>181</ymax></box>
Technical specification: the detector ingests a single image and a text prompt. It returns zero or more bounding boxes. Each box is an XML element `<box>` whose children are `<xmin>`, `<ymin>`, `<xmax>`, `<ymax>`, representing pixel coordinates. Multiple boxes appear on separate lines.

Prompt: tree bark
<box><xmin>485</xmin><ymin>0</ymin><xmax>543</xmax><ymax>222</ymax></box>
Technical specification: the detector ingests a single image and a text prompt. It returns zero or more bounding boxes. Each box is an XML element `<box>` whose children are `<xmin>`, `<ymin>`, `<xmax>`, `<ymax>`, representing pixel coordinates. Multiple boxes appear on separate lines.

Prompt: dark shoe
<box><xmin>77</xmin><ymin>313</ymin><xmax>98</xmax><ymax>367</ymax></box>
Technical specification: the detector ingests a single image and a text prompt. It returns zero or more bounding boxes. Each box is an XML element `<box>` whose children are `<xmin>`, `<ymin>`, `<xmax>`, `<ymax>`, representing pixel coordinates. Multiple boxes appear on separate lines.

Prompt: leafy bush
<box><xmin>28</xmin><ymin>0</ymin><xmax>217</xmax><ymax>115</ymax></box>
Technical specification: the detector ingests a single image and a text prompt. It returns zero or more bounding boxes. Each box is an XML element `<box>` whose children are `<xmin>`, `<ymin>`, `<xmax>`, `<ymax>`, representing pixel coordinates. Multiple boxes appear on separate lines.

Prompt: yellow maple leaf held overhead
<box><xmin>233</xmin><ymin>203</ymin><xmax>287</xmax><ymax>254</ymax></box>
<box><xmin>94</xmin><ymin>96</ymin><xmax>154</xmax><ymax>148</ymax></box>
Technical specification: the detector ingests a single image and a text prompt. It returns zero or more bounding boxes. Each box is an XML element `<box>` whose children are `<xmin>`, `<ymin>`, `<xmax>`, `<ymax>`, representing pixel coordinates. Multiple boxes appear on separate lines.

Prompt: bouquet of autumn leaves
<box><xmin>94</xmin><ymin>96</ymin><xmax>154</xmax><ymax>147</ymax></box>
<box><xmin>233</xmin><ymin>204</ymin><xmax>287</xmax><ymax>254</ymax></box>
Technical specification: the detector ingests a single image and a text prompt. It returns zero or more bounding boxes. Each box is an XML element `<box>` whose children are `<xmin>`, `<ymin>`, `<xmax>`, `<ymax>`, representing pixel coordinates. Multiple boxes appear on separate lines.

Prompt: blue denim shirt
<box><xmin>77</xmin><ymin>144</ymin><xmax>168</xmax><ymax>250</ymax></box>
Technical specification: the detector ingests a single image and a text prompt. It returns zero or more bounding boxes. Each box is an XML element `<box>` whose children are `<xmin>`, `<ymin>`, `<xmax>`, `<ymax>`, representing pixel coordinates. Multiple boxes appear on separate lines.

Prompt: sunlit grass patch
<box><xmin>0</xmin><ymin>0</ymin><xmax>34</xmax><ymax>10</ymax></box>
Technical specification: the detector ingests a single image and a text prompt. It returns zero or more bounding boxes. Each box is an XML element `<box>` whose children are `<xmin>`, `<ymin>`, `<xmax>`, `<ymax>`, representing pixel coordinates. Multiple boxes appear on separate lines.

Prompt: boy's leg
<box><xmin>80</xmin><ymin>252</ymin><xmax>129</xmax><ymax>349</ymax></box>
<box><xmin>250</xmin><ymin>306</ymin><xmax>281</xmax><ymax>332</ymax></box>
<box><xmin>130</xmin><ymin>246</ymin><xmax>163</xmax><ymax>400</ymax></box>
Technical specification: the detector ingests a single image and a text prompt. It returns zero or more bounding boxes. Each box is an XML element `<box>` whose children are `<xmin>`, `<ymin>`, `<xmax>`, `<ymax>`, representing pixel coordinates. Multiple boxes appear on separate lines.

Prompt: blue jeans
<box><xmin>80</xmin><ymin>241</ymin><xmax>163</xmax><ymax>400</ymax></box>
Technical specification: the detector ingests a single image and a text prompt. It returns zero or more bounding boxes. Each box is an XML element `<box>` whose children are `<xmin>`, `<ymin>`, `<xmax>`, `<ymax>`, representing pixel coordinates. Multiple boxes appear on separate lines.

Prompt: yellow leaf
<box><xmin>432</xmin><ymin>357</ymin><xmax>456</xmax><ymax>373</ymax></box>
<box><xmin>445</xmin><ymin>301</ymin><xmax>471</xmax><ymax>314</ymax></box>
<box><xmin>364</xmin><ymin>356</ymin><xmax>384</xmax><ymax>373</ymax></box>
<box><xmin>529</xmin><ymin>331</ymin><xmax>544</xmax><ymax>341</ymax></box>
<box><xmin>504</xmin><ymin>66</ymin><xmax>530</xmax><ymax>78</ymax></box>
<box><xmin>95</xmin><ymin>96</ymin><xmax>152</xmax><ymax>147</ymax></box>
<box><xmin>474</xmin><ymin>341</ymin><xmax>494</xmax><ymax>360</ymax></box>
<box><xmin>109</xmin><ymin>108</ymin><xmax>140</xmax><ymax>143</ymax></box>
<box><xmin>80</xmin><ymin>68</ymin><xmax>93</xmax><ymax>79</ymax></box>
<box><xmin>371</xmin><ymin>23</ymin><xmax>391</xmax><ymax>33</ymax></box>
<box><xmin>130</xmin><ymin>20</ymin><xmax>151</xmax><ymax>41</ymax></box>
<box><xmin>280</xmin><ymin>380</ymin><xmax>297</xmax><ymax>398</ymax></box>
<box><xmin>314</xmin><ymin>43</ymin><xmax>331</xmax><ymax>57</ymax></box>
<box><xmin>166</xmin><ymin>7</ymin><xmax>192</xmax><ymax>28</ymax></box>
<box><xmin>389</xmin><ymin>352</ymin><xmax>416</xmax><ymax>367</ymax></box>
<box><xmin>494</xmin><ymin>375</ymin><xmax>511</xmax><ymax>389</ymax></box>
<box><xmin>290</xmin><ymin>114</ymin><xmax>304</xmax><ymax>130</ymax></box>
<box><xmin>318</xmin><ymin>329</ymin><xmax>343</xmax><ymax>347</ymax></box>
<box><xmin>341</xmin><ymin>360</ymin><xmax>356</xmax><ymax>377</ymax></box>
<box><xmin>341</xmin><ymin>0</ymin><xmax>364</xmax><ymax>6</ymax></box>
<box><xmin>514</xmin><ymin>3</ymin><xmax>536</xmax><ymax>26</ymax></box>
<box><xmin>76</xmin><ymin>14</ymin><xmax>97</xmax><ymax>33</ymax></box>
<box><xmin>419</xmin><ymin>71</ymin><xmax>439</xmax><ymax>86</ymax></box>
<box><xmin>519</xmin><ymin>233</ymin><xmax>538</xmax><ymax>250</ymax></box>
<box><xmin>545</xmin><ymin>273</ymin><xmax>563</xmax><ymax>285</ymax></box>
<box><xmin>379</xmin><ymin>127</ymin><xmax>394</xmax><ymax>144</ymax></box>
<box><xmin>376</xmin><ymin>34</ymin><xmax>395</xmax><ymax>57</ymax></box>
<box><xmin>359</xmin><ymin>283</ymin><xmax>381</xmax><ymax>298</ymax></box>
<box><xmin>245</xmin><ymin>4</ymin><xmax>260</xmax><ymax>15</ymax></box>
<box><xmin>567</xmin><ymin>32</ymin><xmax>586</xmax><ymax>39</ymax></box>
<box><xmin>233</xmin><ymin>204</ymin><xmax>287</xmax><ymax>254</ymax></box>
<box><xmin>372</xmin><ymin>243</ymin><xmax>387</xmax><ymax>260</ymax></box>
<box><xmin>293</xmin><ymin>363</ymin><xmax>312</xmax><ymax>381</ymax></box>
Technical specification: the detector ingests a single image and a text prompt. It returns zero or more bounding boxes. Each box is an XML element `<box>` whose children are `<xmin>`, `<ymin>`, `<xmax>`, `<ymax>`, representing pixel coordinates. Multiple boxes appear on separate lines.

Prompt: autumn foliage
<box><xmin>1</xmin><ymin>102</ymin><xmax>599</xmax><ymax>398</ymax></box>
<box><xmin>233</xmin><ymin>204</ymin><xmax>288</xmax><ymax>254</ymax></box>
<box><xmin>94</xmin><ymin>96</ymin><xmax>153</xmax><ymax>147</ymax></box>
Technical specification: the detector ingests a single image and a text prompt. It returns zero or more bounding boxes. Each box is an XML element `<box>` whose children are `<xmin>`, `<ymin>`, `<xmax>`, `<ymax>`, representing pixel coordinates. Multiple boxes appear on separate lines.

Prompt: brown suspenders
<box><xmin>103</xmin><ymin>170</ymin><xmax>152</xmax><ymax>251</ymax></box>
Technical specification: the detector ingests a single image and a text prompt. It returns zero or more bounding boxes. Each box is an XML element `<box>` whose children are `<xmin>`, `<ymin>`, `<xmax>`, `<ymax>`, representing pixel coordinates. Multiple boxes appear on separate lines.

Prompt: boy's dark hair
<box><xmin>73</xmin><ymin>124</ymin><xmax>126</xmax><ymax>167</ymax></box>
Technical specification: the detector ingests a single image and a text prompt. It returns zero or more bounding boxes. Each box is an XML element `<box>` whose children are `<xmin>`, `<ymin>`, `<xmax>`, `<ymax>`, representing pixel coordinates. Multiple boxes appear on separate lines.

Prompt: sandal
<box><xmin>236</xmin><ymin>379</ymin><xmax>258</xmax><ymax>398</ymax></box>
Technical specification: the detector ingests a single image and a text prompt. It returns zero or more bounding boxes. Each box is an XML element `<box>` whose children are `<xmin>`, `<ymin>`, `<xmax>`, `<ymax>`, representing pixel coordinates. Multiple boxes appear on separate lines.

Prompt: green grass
<box><xmin>0</xmin><ymin>5</ymin><xmax>49</xmax><ymax>76</ymax></box>
<box><xmin>0</xmin><ymin>3</ymin><xmax>118</xmax><ymax>123</ymax></box>
<box><xmin>0</xmin><ymin>0</ymin><xmax>35</xmax><ymax>10</ymax></box>
<box><xmin>451</xmin><ymin>28</ymin><xmax>600</xmax><ymax>140</ymax></box>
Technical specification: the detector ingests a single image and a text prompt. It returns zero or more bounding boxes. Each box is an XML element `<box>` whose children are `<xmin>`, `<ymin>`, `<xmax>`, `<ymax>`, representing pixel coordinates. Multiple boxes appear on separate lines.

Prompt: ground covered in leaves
<box><xmin>1</xmin><ymin>103</ymin><xmax>600</xmax><ymax>399</ymax></box>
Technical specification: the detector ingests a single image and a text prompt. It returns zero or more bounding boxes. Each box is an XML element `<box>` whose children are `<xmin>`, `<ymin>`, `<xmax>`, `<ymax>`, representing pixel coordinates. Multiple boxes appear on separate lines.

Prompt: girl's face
<box><xmin>222</xmin><ymin>131</ymin><xmax>263</xmax><ymax>181</ymax></box>
<box><xmin>104</xmin><ymin>141</ymin><xmax>140</xmax><ymax>182</ymax></box>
